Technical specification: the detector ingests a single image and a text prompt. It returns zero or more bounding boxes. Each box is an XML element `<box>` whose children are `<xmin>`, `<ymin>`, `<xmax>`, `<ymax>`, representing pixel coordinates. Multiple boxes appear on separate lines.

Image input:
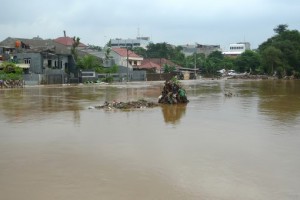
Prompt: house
<box><xmin>54</xmin><ymin>37</ymin><xmax>87</xmax><ymax>49</ymax></box>
<box><xmin>140</xmin><ymin>58</ymin><xmax>181</xmax><ymax>73</ymax></box>
<box><xmin>111</xmin><ymin>48</ymin><xmax>143</xmax><ymax>70</ymax></box>
<box><xmin>0</xmin><ymin>36</ymin><xmax>79</xmax><ymax>84</ymax></box>
<box><xmin>138</xmin><ymin>59</ymin><xmax>161</xmax><ymax>73</ymax></box>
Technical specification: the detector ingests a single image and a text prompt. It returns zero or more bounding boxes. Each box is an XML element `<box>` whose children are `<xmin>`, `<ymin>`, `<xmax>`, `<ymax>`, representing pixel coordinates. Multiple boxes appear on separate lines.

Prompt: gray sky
<box><xmin>0</xmin><ymin>0</ymin><xmax>299</xmax><ymax>50</ymax></box>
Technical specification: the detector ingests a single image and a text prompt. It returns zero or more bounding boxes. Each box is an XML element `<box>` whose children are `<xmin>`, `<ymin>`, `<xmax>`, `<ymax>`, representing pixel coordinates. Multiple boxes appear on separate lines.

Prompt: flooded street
<box><xmin>1</xmin><ymin>80</ymin><xmax>300</xmax><ymax>200</ymax></box>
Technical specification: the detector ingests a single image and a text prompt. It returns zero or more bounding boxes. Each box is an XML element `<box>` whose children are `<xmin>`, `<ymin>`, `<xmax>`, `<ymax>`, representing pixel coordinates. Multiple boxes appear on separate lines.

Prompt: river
<box><xmin>0</xmin><ymin>79</ymin><xmax>300</xmax><ymax>200</ymax></box>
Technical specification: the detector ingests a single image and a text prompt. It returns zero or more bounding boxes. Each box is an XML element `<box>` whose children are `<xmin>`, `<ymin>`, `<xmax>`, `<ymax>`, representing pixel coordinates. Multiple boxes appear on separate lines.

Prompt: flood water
<box><xmin>1</xmin><ymin>79</ymin><xmax>300</xmax><ymax>200</ymax></box>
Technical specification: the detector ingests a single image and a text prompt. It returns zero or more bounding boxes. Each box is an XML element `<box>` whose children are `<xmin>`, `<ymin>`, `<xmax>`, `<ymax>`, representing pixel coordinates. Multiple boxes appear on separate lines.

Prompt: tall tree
<box><xmin>71</xmin><ymin>37</ymin><xmax>80</xmax><ymax>61</ymax></box>
<box><xmin>261</xmin><ymin>46</ymin><xmax>283</xmax><ymax>75</ymax></box>
<box><xmin>77</xmin><ymin>54</ymin><xmax>102</xmax><ymax>72</ymax></box>
<box><xmin>234</xmin><ymin>50</ymin><xmax>261</xmax><ymax>73</ymax></box>
<box><xmin>273</xmin><ymin>24</ymin><xmax>288</xmax><ymax>35</ymax></box>
<box><xmin>259</xmin><ymin>24</ymin><xmax>300</xmax><ymax>76</ymax></box>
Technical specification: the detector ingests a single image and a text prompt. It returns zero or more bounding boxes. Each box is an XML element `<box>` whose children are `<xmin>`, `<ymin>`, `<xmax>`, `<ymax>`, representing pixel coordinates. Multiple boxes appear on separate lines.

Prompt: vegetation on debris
<box><xmin>0</xmin><ymin>62</ymin><xmax>24</xmax><ymax>88</ymax></box>
<box><xmin>158</xmin><ymin>77</ymin><xmax>189</xmax><ymax>104</ymax></box>
<box><xmin>92</xmin><ymin>77</ymin><xmax>189</xmax><ymax>110</ymax></box>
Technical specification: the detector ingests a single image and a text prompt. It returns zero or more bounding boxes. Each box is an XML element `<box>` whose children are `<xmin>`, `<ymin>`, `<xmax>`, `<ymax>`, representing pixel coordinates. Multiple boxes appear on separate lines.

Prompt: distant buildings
<box><xmin>1</xmin><ymin>30</ymin><xmax>253</xmax><ymax>84</ymax></box>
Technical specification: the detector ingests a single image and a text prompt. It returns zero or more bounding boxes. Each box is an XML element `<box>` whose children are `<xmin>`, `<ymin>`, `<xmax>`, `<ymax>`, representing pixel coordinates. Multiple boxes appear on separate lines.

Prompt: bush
<box><xmin>101</xmin><ymin>76</ymin><xmax>114</xmax><ymax>83</ymax></box>
<box><xmin>294</xmin><ymin>71</ymin><xmax>300</xmax><ymax>79</ymax></box>
<box><xmin>0</xmin><ymin>62</ymin><xmax>23</xmax><ymax>80</ymax></box>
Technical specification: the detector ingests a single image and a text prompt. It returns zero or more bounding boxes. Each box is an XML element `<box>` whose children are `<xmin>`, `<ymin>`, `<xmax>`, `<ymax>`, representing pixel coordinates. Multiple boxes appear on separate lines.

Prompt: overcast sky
<box><xmin>0</xmin><ymin>0</ymin><xmax>299</xmax><ymax>50</ymax></box>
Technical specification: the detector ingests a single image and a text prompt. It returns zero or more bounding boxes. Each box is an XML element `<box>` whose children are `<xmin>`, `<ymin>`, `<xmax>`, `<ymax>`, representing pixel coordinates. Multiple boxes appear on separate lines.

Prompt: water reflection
<box><xmin>161</xmin><ymin>104</ymin><xmax>187</xmax><ymax>124</ymax></box>
<box><xmin>257</xmin><ymin>80</ymin><xmax>300</xmax><ymax>123</ymax></box>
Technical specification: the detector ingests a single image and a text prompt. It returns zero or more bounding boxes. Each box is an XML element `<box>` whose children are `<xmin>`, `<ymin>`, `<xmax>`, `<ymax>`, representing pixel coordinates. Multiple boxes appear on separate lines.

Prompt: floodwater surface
<box><xmin>0</xmin><ymin>80</ymin><xmax>300</xmax><ymax>200</ymax></box>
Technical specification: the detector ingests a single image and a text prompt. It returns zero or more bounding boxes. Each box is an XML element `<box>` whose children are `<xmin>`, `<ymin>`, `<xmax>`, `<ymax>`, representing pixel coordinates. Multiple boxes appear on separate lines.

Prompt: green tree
<box><xmin>234</xmin><ymin>50</ymin><xmax>261</xmax><ymax>73</ymax></box>
<box><xmin>71</xmin><ymin>36</ymin><xmax>80</xmax><ymax>61</ymax></box>
<box><xmin>77</xmin><ymin>54</ymin><xmax>103</xmax><ymax>72</ymax></box>
<box><xmin>105</xmin><ymin>47</ymin><xmax>112</xmax><ymax>60</ymax></box>
<box><xmin>273</xmin><ymin>24</ymin><xmax>288</xmax><ymax>35</ymax></box>
<box><xmin>0</xmin><ymin>62</ymin><xmax>23</xmax><ymax>80</ymax></box>
<box><xmin>146</xmin><ymin>42</ymin><xmax>185</xmax><ymax>66</ymax></box>
<box><xmin>163</xmin><ymin>64</ymin><xmax>176</xmax><ymax>73</ymax></box>
<box><xmin>206</xmin><ymin>51</ymin><xmax>224</xmax><ymax>76</ymax></box>
<box><xmin>221</xmin><ymin>57</ymin><xmax>235</xmax><ymax>71</ymax></box>
<box><xmin>132</xmin><ymin>47</ymin><xmax>147</xmax><ymax>58</ymax></box>
<box><xmin>259</xmin><ymin>24</ymin><xmax>300</xmax><ymax>77</ymax></box>
<box><xmin>261</xmin><ymin>46</ymin><xmax>283</xmax><ymax>75</ymax></box>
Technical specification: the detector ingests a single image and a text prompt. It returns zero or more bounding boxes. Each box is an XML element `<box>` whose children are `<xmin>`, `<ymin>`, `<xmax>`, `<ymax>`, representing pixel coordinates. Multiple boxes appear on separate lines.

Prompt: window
<box><xmin>48</xmin><ymin>60</ymin><xmax>52</xmax><ymax>67</ymax></box>
<box><xmin>24</xmin><ymin>58</ymin><xmax>31</xmax><ymax>64</ymax></box>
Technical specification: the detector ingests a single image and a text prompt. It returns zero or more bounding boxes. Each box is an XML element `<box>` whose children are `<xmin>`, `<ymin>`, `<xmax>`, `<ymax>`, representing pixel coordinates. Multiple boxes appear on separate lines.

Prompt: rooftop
<box><xmin>112</xmin><ymin>48</ymin><xmax>141</xmax><ymax>58</ymax></box>
<box><xmin>54</xmin><ymin>36</ymin><xmax>87</xmax><ymax>48</ymax></box>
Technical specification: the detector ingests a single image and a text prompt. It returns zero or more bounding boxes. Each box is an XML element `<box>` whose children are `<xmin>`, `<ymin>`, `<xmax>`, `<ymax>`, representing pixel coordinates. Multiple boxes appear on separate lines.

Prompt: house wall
<box><xmin>111</xmin><ymin>51</ymin><xmax>134</xmax><ymax>69</ymax></box>
<box><xmin>45</xmin><ymin>55</ymin><xmax>69</xmax><ymax>71</ymax></box>
<box><xmin>16</xmin><ymin>52</ymin><xmax>43</xmax><ymax>74</ymax></box>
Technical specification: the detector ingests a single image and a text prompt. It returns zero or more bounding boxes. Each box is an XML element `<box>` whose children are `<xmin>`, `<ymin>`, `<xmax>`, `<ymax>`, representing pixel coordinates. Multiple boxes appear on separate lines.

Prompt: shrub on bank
<box><xmin>0</xmin><ymin>62</ymin><xmax>23</xmax><ymax>81</ymax></box>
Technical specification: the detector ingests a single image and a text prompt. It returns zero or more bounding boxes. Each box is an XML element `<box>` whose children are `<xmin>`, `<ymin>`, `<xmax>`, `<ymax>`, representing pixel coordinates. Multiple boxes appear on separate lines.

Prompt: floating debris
<box><xmin>94</xmin><ymin>99</ymin><xmax>159</xmax><ymax>110</ymax></box>
<box><xmin>158</xmin><ymin>77</ymin><xmax>189</xmax><ymax>104</ymax></box>
<box><xmin>224</xmin><ymin>91</ymin><xmax>233</xmax><ymax>97</ymax></box>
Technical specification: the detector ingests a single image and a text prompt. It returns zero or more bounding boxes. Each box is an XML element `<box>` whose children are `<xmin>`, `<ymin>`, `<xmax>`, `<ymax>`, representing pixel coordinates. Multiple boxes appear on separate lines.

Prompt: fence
<box><xmin>23</xmin><ymin>73</ymin><xmax>69</xmax><ymax>85</ymax></box>
<box><xmin>146</xmin><ymin>72</ymin><xmax>177</xmax><ymax>81</ymax></box>
<box><xmin>23</xmin><ymin>74</ymin><xmax>43</xmax><ymax>85</ymax></box>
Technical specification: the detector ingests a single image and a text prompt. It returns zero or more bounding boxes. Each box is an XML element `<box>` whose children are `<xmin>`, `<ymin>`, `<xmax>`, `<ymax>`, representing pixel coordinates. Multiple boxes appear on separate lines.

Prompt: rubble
<box><xmin>0</xmin><ymin>80</ymin><xmax>24</xmax><ymax>88</ymax></box>
<box><xmin>94</xmin><ymin>99</ymin><xmax>159</xmax><ymax>110</ymax></box>
<box><xmin>158</xmin><ymin>77</ymin><xmax>189</xmax><ymax>104</ymax></box>
<box><xmin>92</xmin><ymin>77</ymin><xmax>189</xmax><ymax>110</ymax></box>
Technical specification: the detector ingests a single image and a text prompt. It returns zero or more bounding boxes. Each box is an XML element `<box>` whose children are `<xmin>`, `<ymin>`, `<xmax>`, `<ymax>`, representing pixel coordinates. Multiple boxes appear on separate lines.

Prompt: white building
<box><xmin>109</xmin><ymin>37</ymin><xmax>151</xmax><ymax>49</ymax></box>
<box><xmin>111</xmin><ymin>48</ymin><xmax>143</xmax><ymax>69</ymax></box>
<box><xmin>223</xmin><ymin>42</ymin><xmax>251</xmax><ymax>57</ymax></box>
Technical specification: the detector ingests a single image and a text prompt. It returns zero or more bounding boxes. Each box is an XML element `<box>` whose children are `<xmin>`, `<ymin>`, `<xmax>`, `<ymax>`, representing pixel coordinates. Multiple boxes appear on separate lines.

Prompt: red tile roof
<box><xmin>54</xmin><ymin>37</ymin><xmax>87</xmax><ymax>47</ymax></box>
<box><xmin>139</xmin><ymin>59</ymin><xmax>161</xmax><ymax>69</ymax></box>
<box><xmin>141</xmin><ymin>58</ymin><xmax>181</xmax><ymax>68</ymax></box>
<box><xmin>112</xmin><ymin>48</ymin><xmax>141</xmax><ymax>58</ymax></box>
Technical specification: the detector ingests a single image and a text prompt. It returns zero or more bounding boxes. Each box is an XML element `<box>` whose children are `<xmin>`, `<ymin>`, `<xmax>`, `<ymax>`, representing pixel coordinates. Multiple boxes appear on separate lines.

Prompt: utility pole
<box><xmin>126</xmin><ymin>47</ymin><xmax>129</xmax><ymax>82</ymax></box>
<box><xmin>194</xmin><ymin>50</ymin><xmax>197</xmax><ymax>79</ymax></box>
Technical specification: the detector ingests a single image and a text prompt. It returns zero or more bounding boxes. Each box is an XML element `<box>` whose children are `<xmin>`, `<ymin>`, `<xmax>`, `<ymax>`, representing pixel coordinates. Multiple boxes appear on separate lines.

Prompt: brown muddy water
<box><xmin>0</xmin><ymin>80</ymin><xmax>300</xmax><ymax>200</ymax></box>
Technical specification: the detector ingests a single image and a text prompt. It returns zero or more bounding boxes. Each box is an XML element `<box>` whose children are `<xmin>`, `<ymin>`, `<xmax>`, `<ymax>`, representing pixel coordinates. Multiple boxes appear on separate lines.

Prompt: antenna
<box><xmin>137</xmin><ymin>26</ymin><xmax>140</xmax><ymax>39</ymax></box>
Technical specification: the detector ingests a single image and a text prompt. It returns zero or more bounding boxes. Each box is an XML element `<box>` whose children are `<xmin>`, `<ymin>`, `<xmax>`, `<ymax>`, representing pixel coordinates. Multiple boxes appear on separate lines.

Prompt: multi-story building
<box><xmin>109</xmin><ymin>37</ymin><xmax>151</xmax><ymax>49</ymax></box>
<box><xmin>223</xmin><ymin>42</ymin><xmax>251</xmax><ymax>57</ymax></box>
<box><xmin>180</xmin><ymin>43</ymin><xmax>221</xmax><ymax>57</ymax></box>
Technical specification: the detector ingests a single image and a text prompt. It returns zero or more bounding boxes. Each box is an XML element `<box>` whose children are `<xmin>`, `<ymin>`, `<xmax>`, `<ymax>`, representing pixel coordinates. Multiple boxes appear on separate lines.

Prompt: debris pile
<box><xmin>0</xmin><ymin>80</ymin><xmax>24</xmax><ymax>88</ymax></box>
<box><xmin>94</xmin><ymin>99</ymin><xmax>158</xmax><ymax>110</ymax></box>
<box><xmin>158</xmin><ymin>78</ymin><xmax>189</xmax><ymax>104</ymax></box>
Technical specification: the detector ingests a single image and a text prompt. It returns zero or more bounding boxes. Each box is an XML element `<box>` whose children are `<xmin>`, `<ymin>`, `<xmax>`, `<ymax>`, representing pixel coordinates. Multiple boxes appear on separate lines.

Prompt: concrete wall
<box><xmin>16</xmin><ymin>52</ymin><xmax>43</xmax><ymax>74</ymax></box>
